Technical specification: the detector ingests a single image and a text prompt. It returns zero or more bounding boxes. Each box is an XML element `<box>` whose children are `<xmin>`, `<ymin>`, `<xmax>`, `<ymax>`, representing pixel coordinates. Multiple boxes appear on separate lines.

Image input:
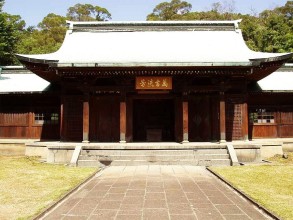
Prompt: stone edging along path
<box><xmin>33</xmin><ymin>167</ymin><xmax>103</xmax><ymax>220</ymax></box>
<box><xmin>206</xmin><ymin>167</ymin><xmax>281</xmax><ymax>220</ymax></box>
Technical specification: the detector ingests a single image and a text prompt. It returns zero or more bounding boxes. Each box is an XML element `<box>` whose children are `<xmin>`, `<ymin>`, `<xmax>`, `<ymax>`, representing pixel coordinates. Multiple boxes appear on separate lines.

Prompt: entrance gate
<box><xmin>133</xmin><ymin>99</ymin><xmax>175</xmax><ymax>142</ymax></box>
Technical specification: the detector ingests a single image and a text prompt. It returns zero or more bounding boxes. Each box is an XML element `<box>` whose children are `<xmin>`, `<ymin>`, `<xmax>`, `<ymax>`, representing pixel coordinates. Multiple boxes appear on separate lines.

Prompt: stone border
<box><xmin>207</xmin><ymin>167</ymin><xmax>282</xmax><ymax>220</ymax></box>
<box><xmin>33</xmin><ymin>167</ymin><xmax>103</xmax><ymax>220</ymax></box>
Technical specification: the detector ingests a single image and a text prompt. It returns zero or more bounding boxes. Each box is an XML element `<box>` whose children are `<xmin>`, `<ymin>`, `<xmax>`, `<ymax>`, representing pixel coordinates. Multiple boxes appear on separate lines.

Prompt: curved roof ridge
<box><xmin>67</xmin><ymin>20</ymin><xmax>242</xmax><ymax>32</ymax></box>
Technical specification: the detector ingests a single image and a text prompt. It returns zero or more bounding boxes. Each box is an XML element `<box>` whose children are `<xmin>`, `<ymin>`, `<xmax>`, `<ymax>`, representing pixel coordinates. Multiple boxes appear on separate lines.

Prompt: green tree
<box><xmin>17</xmin><ymin>3</ymin><xmax>112</xmax><ymax>55</ymax></box>
<box><xmin>147</xmin><ymin>0</ymin><xmax>192</xmax><ymax>21</ymax></box>
<box><xmin>0</xmin><ymin>0</ymin><xmax>25</xmax><ymax>65</ymax></box>
<box><xmin>0</xmin><ymin>0</ymin><xmax>4</xmax><ymax>11</ymax></box>
<box><xmin>257</xmin><ymin>1</ymin><xmax>293</xmax><ymax>53</ymax></box>
<box><xmin>67</xmin><ymin>3</ymin><xmax>111</xmax><ymax>21</ymax></box>
<box><xmin>146</xmin><ymin>0</ymin><xmax>292</xmax><ymax>56</ymax></box>
<box><xmin>17</xmin><ymin>13</ymin><xmax>67</xmax><ymax>54</ymax></box>
<box><xmin>239</xmin><ymin>15</ymin><xmax>264</xmax><ymax>51</ymax></box>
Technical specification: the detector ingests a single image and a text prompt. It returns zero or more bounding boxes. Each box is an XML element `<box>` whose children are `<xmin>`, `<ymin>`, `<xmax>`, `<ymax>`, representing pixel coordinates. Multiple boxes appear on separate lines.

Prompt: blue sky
<box><xmin>3</xmin><ymin>0</ymin><xmax>288</xmax><ymax>27</ymax></box>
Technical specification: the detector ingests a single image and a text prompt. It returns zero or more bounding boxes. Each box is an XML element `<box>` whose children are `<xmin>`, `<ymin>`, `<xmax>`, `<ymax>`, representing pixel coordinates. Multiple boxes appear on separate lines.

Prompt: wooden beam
<box><xmin>182</xmin><ymin>99</ymin><xmax>189</xmax><ymax>143</ymax></box>
<box><xmin>219</xmin><ymin>92</ymin><xmax>226</xmax><ymax>142</ymax></box>
<box><xmin>82</xmin><ymin>94</ymin><xmax>90</xmax><ymax>143</ymax></box>
<box><xmin>120</xmin><ymin>101</ymin><xmax>126</xmax><ymax>143</ymax></box>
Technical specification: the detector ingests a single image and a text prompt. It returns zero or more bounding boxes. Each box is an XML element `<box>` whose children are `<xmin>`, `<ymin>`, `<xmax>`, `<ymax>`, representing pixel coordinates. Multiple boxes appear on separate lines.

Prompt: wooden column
<box><xmin>182</xmin><ymin>97</ymin><xmax>189</xmax><ymax>143</ymax></box>
<box><xmin>60</xmin><ymin>96</ymin><xmax>65</xmax><ymax>141</ymax></box>
<box><xmin>126</xmin><ymin>98</ymin><xmax>133</xmax><ymax>142</ymax></box>
<box><xmin>242</xmin><ymin>101</ymin><xmax>249</xmax><ymax>141</ymax></box>
<box><xmin>28</xmin><ymin>111</ymin><xmax>33</xmax><ymax>139</ymax></box>
<box><xmin>219</xmin><ymin>92</ymin><xmax>226</xmax><ymax>143</ymax></box>
<box><xmin>82</xmin><ymin>94</ymin><xmax>90</xmax><ymax>143</ymax></box>
<box><xmin>120</xmin><ymin>101</ymin><xmax>126</xmax><ymax>143</ymax></box>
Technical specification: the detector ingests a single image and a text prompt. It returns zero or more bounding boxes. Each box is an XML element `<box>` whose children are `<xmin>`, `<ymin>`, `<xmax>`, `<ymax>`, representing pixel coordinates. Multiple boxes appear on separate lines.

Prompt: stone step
<box><xmin>78</xmin><ymin>159</ymin><xmax>231</xmax><ymax>167</ymax></box>
<box><xmin>111</xmin><ymin>159</ymin><xmax>231</xmax><ymax>166</ymax></box>
<box><xmin>78</xmin><ymin>160</ymin><xmax>105</xmax><ymax>167</ymax></box>
<box><xmin>81</xmin><ymin>149</ymin><xmax>228</xmax><ymax>156</ymax></box>
<box><xmin>78</xmin><ymin>153</ymin><xmax>230</xmax><ymax>161</ymax></box>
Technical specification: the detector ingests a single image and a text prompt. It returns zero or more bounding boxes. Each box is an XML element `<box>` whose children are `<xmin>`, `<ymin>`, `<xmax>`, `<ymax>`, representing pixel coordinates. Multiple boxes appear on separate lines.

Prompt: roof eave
<box><xmin>250</xmin><ymin>53</ymin><xmax>293</xmax><ymax>65</ymax></box>
<box><xmin>51</xmin><ymin>62</ymin><xmax>253</xmax><ymax>68</ymax></box>
<box><xmin>16</xmin><ymin>54</ymin><xmax>58</xmax><ymax>65</ymax></box>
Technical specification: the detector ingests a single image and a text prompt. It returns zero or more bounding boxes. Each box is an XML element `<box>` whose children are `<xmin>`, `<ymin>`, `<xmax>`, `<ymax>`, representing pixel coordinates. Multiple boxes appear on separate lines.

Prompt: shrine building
<box><xmin>1</xmin><ymin>20</ymin><xmax>293</xmax><ymax>145</ymax></box>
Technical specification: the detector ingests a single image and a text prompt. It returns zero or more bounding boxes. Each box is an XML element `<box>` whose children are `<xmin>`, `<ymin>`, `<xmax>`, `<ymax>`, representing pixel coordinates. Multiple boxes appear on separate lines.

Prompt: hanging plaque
<box><xmin>135</xmin><ymin>77</ymin><xmax>172</xmax><ymax>90</ymax></box>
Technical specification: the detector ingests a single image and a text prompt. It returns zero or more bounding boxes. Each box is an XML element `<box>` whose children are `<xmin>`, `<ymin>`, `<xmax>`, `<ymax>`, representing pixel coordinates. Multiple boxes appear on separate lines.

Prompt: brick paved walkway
<box><xmin>42</xmin><ymin>166</ymin><xmax>271</xmax><ymax>220</ymax></box>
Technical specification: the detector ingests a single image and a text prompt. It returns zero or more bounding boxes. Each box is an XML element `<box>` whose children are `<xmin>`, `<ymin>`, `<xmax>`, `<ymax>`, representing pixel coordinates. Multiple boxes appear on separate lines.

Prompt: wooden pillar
<box><xmin>28</xmin><ymin>110</ymin><xmax>33</xmax><ymax>139</ymax></box>
<box><xmin>120</xmin><ymin>101</ymin><xmax>126</xmax><ymax>143</ymax></box>
<box><xmin>82</xmin><ymin>94</ymin><xmax>90</xmax><ymax>143</ymax></box>
<box><xmin>182</xmin><ymin>97</ymin><xmax>189</xmax><ymax>143</ymax></box>
<box><xmin>60</xmin><ymin>96</ymin><xmax>65</xmax><ymax>141</ymax></box>
<box><xmin>219</xmin><ymin>92</ymin><xmax>226</xmax><ymax>143</ymax></box>
<box><xmin>242</xmin><ymin>101</ymin><xmax>249</xmax><ymax>141</ymax></box>
<box><xmin>126</xmin><ymin>98</ymin><xmax>133</xmax><ymax>142</ymax></box>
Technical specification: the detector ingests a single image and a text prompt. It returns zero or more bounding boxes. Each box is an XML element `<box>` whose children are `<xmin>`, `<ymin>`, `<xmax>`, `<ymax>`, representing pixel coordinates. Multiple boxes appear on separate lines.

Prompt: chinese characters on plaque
<box><xmin>136</xmin><ymin>77</ymin><xmax>172</xmax><ymax>90</ymax></box>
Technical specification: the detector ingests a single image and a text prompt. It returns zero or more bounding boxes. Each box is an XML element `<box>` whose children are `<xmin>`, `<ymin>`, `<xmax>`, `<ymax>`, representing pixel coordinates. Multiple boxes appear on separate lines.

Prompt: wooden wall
<box><xmin>248</xmin><ymin>93</ymin><xmax>293</xmax><ymax>139</ymax></box>
<box><xmin>2</xmin><ymin>92</ymin><xmax>293</xmax><ymax>142</ymax></box>
<box><xmin>0</xmin><ymin>95</ymin><xmax>60</xmax><ymax>140</ymax></box>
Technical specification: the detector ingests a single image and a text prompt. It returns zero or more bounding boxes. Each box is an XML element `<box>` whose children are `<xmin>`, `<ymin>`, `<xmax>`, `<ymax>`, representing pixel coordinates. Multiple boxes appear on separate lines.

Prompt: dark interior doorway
<box><xmin>133</xmin><ymin>99</ymin><xmax>175</xmax><ymax>142</ymax></box>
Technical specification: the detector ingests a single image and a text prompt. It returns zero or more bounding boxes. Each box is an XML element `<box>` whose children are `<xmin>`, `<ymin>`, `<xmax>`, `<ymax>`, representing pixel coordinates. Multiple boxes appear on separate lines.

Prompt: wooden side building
<box><xmin>0</xmin><ymin>20</ymin><xmax>292</xmax><ymax>143</ymax></box>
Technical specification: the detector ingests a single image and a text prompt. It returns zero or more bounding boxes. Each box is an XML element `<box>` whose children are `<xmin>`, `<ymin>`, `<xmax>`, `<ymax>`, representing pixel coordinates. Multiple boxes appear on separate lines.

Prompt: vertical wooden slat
<box><xmin>126</xmin><ymin>98</ymin><xmax>133</xmax><ymax>142</ymax></box>
<box><xmin>83</xmin><ymin>94</ymin><xmax>90</xmax><ymax>143</ymax></box>
<box><xmin>120</xmin><ymin>101</ymin><xmax>126</xmax><ymax>143</ymax></box>
<box><xmin>242</xmin><ymin>102</ymin><xmax>249</xmax><ymax>140</ymax></box>
<box><xmin>219</xmin><ymin>92</ymin><xmax>226</xmax><ymax>142</ymax></box>
<box><xmin>60</xmin><ymin>96</ymin><xmax>65</xmax><ymax>141</ymax></box>
<box><xmin>28</xmin><ymin>111</ymin><xmax>33</xmax><ymax>138</ymax></box>
<box><xmin>182</xmin><ymin>99</ymin><xmax>189</xmax><ymax>143</ymax></box>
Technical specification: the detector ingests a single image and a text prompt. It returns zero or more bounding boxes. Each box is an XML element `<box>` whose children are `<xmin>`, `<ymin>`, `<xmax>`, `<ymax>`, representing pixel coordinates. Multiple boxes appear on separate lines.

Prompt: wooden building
<box><xmin>0</xmin><ymin>20</ymin><xmax>292</xmax><ymax>143</ymax></box>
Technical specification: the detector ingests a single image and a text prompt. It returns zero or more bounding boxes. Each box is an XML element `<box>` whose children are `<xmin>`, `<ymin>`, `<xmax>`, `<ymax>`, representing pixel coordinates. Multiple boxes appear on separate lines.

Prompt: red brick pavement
<box><xmin>41</xmin><ymin>166</ymin><xmax>271</xmax><ymax>220</ymax></box>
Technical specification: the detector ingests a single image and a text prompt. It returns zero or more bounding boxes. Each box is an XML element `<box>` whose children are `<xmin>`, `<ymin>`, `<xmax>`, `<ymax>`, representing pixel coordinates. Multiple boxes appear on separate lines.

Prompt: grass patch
<box><xmin>268</xmin><ymin>152</ymin><xmax>293</xmax><ymax>164</ymax></box>
<box><xmin>0</xmin><ymin>156</ymin><xmax>97</xmax><ymax>220</ymax></box>
<box><xmin>211</xmin><ymin>153</ymin><xmax>293</xmax><ymax>220</ymax></box>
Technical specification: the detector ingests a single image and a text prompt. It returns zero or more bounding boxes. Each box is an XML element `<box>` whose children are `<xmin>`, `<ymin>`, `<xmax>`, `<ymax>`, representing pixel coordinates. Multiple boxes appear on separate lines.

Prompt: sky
<box><xmin>3</xmin><ymin>0</ymin><xmax>288</xmax><ymax>27</ymax></box>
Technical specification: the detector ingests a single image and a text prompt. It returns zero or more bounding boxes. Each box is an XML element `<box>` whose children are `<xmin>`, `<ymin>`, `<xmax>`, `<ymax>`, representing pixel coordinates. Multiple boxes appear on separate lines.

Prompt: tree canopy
<box><xmin>147</xmin><ymin>0</ymin><xmax>192</xmax><ymax>20</ymax></box>
<box><xmin>0</xmin><ymin>0</ymin><xmax>25</xmax><ymax>65</ymax></box>
<box><xmin>16</xmin><ymin>3</ymin><xmax>111</xmax><ymax>56</ymax></box>
<box><xmin>0</xmin><ymin>0</ymin><xmax>4</xmax><ymax>12</ymax></box>
<box><xmin>147</xmin><ymin>0</ymin><xmax>293</xmax><ymax>55</ymax></box>
<box><xmin>67</xmin><ymin>3</ymin><xmax>111</xmax><ymax>21</ymax></box>
<box><xmin>17</xmin><ymin>13</ymin><xmax>67</xmax><ymax>55</ymax></box>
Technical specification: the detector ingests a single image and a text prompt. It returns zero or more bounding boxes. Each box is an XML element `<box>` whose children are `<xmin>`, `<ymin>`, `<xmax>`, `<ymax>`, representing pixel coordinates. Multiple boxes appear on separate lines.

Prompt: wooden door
<box><xmin>90</xmin><ymin>96</ymin><xmax>120</xmax><ymax>142</ymax></box>
<box><xmin>63</xmin><ymin>96</ymin><xmax>83</xmax><ymax>141</ymax></box>
<box><xmin>189</xmin><ymin>96</ymin><xmax>211</xmax><ymax>142</ymax></box>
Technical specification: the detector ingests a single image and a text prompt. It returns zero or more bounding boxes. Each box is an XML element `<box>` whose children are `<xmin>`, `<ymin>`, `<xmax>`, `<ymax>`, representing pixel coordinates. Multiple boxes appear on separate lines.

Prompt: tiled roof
<box><xmin>17</xmin><ymin>20</ymin><xmax>292</xmax><ymax>68</ymax></box>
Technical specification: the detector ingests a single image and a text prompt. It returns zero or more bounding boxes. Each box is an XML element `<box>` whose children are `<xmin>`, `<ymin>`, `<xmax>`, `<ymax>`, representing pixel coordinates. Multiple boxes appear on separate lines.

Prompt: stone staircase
<box><xmin>77</xmin><ymin>147</ymin><xmax>231</xmax><ymax>167</ymax></box>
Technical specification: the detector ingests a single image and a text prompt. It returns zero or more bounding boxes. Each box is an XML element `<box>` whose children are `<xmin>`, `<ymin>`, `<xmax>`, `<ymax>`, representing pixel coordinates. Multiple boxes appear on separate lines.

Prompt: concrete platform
<box><xmin>2</xmin><ymin>138</ymin><xmax>292</xmax><ymax>164</ymax></box>
<box><xmin>40</xmin><ymin>165</ymin><xmax>272</xmax><ymax>220</ymax></box>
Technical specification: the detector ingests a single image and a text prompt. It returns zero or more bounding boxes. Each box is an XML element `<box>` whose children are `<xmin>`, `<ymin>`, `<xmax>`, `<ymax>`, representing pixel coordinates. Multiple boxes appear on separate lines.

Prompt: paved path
<box><xmin>42</xmin><ymin>166</ymin><xmax>271</xmax><ymax>220</ymax></box>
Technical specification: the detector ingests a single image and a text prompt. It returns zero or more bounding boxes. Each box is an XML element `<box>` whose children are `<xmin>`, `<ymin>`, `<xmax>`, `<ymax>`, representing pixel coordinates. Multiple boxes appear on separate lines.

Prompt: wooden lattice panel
<box><xmin>226</xmin><ymin>98</ymin><xmax>243</xmax><ymax>140</ymax></box>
